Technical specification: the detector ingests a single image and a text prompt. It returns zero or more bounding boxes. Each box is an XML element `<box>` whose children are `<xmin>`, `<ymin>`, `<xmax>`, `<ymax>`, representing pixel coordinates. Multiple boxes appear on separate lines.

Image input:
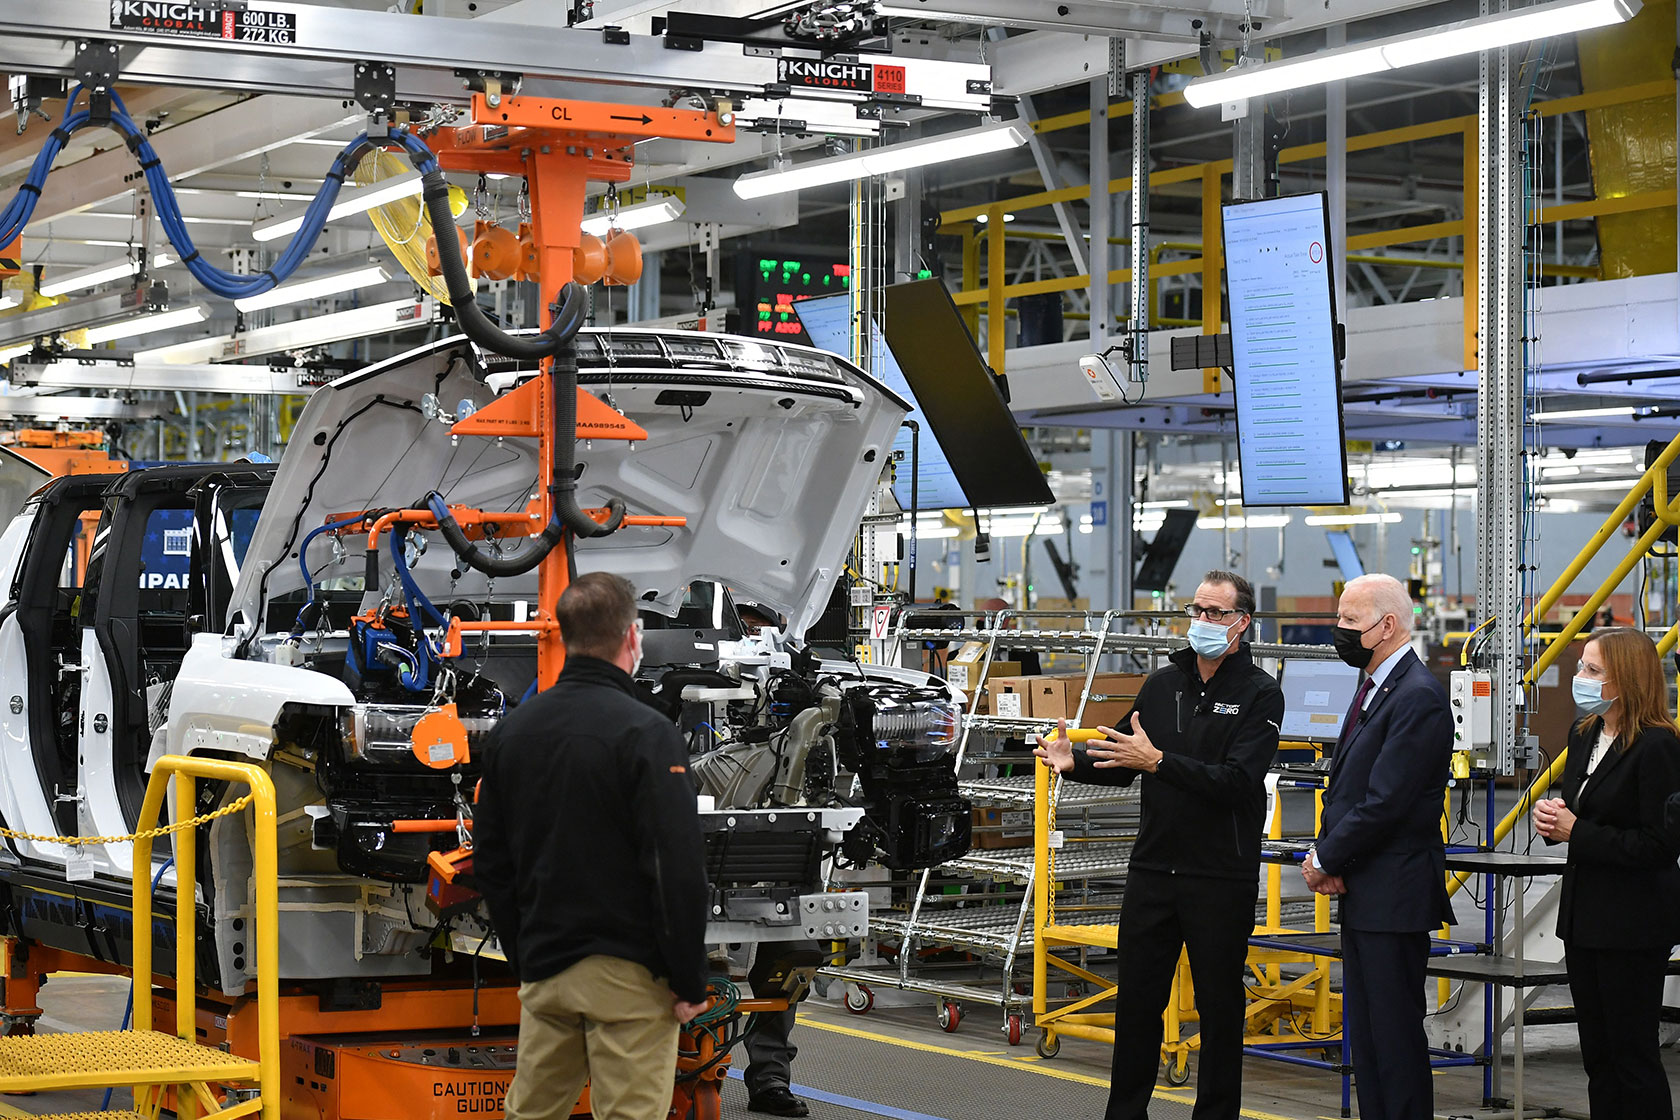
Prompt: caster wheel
<box><xmin>1165</xmin><ymin>1060</ymin><xmax>1191</xmax><ymax>1086</ymax></box>
<box><xmin>845</xmin><ymin>985</ymin><xmax>874</xmax><ymax>1015</ymax></box>
<box><xmin>1035</xmin><ymin>1031</ymin><xmax>1060</xmax><ymax>1059</ymax></box>
<box><xmin>937</xmin><ymin>1000</ymin><xmax>962</xmax><ymax>1033</ymax></box>
<box><xmin>691</xmin><ymin>1085</ymin><xmax>722</xmax><ymax>1120</ymax></box>
<box><xmin>1005</xmin><ymin>1014</ymin><xmax>1023</xmax><ymax>1046</ymax></box>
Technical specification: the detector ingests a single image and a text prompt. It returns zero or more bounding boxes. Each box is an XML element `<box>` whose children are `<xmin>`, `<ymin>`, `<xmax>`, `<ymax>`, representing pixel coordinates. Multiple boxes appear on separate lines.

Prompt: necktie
<box><xmin>1339</xmin><ymin>676</ymin><xmax>1375</xmax><ymax>747</ymax></box>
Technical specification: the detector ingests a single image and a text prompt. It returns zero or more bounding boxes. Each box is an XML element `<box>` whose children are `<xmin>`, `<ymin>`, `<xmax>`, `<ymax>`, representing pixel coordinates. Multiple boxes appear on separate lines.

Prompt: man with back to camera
<box><xmin>1034</xmin><ymin>570</ymin><xmax>1283</xmax><ymax>1120</ymax></box>
<box><xmin>475</xmin><ymin>572</ymin><xmax>711</xmax><ymax>1120</ymax></box>
<box><xmin>1302</xmin><ymin>572</ymin><xmax>1455</xmax><ymax>1120</ymax></box>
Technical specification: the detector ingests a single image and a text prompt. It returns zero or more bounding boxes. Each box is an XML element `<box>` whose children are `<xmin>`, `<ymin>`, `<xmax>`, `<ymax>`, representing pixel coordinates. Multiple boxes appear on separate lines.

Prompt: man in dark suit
<box><xmin>1302</xmin><ymin>573</ymin><xmax>1454</xmax><ymax>1120</ymax></box>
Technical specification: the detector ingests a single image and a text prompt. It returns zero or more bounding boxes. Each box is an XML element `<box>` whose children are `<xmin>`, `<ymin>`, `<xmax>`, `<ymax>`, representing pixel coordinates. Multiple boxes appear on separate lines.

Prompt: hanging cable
<box><xmin>0</xmin><ymin>87</ymin><xmax>440</xmax><ymax>302</ymax></box>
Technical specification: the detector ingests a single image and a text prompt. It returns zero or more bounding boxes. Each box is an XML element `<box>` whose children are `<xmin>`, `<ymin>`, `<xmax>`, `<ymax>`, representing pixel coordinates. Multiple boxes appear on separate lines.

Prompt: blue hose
<box><xmin>0</xmin><ymin>87</ymin><xmax>440</xmax><ymax>301</ymax></box>
<box><xmin>103</xmin><ymin>855</ymin><xmax>175</xmax><ymax>1111</ymax></box>
<box><xmin>293</xmin><ymin>514</ymin><xmax>372</xmax><ymax>634</ymax></box>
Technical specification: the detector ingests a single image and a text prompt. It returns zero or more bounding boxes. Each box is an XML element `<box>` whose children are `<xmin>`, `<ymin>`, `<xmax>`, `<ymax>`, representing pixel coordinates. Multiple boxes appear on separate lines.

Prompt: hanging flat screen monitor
<box><xmin>1134</xmin><ymin>508</ymin><xmax>1199</xmax><ymax>593</ymax></box>
<box><xmin>1326</xmin><ymin>529</ymin><xmax>1365</xmax><ymax>581</ymax></box>
<box><xmin>879</xmin><ymin>279</ymin><xmax>1053</xmax><ymax>508</ymax></box>
<box><xmin>794</xmin><ymin>293</ymin><xmax>969</xmax><ymax>511</ymax></box>
<box><xmin>1222</xmin><ymin>192</ymin><xmax>1350</xmax><ymax>506</ymax></box>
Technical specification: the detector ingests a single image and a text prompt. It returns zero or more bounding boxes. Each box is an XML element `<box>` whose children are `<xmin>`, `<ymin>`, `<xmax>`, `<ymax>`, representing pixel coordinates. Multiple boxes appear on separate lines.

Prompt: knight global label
<box><xmin>111</xmin><ymin>2</ymin><xmax>299</xmax><ymax>44</ymax></box>
<box><xmin>778</xmin><ymin>58</ymin><xmax>874</xmax><ymax>92</ymax></box>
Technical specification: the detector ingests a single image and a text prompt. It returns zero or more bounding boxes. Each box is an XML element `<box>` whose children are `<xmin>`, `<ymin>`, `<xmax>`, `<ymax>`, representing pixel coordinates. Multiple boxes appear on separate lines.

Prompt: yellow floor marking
<box><xmin>796</xmin><ymin>1014</ymin><xmax>1304</xmax><ymax>1120</ymax></box>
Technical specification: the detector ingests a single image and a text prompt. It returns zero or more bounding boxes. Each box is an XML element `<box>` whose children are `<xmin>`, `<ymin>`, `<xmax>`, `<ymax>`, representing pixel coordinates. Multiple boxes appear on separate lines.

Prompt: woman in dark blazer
<box><xmin>1533</xmin><ymin>627</ymin><xmax>1680</xmax><ymax>1120</ymax></box>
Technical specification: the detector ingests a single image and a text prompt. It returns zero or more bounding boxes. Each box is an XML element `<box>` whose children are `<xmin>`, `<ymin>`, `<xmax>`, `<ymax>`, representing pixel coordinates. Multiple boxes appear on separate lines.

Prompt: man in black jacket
<box><xmin>1302</xmin><ymin>572</ymin><xmax>1454</xmax><ymax>1120</ymax></box>
<box><xmin>476</xmin><ymin>572</ymin><xmax>711</xmax><ymax>1120</ymax></box>
<box><xmin>1035</xmin><ymin>570</ymin><xmax>1283</xmax><ymax>1120</ymax></box>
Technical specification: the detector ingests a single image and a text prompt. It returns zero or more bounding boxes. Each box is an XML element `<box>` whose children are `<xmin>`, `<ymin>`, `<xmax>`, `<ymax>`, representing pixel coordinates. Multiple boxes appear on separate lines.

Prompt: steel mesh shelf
<box><xmin>944</xmin><ymin>841</ymin><xmax>1133</xmax><ymax>885</ymax></box>
<box><xmin>963</xmin><ymin>773</ymin><xmax>1139</xmax><ymax>810</ymax></box>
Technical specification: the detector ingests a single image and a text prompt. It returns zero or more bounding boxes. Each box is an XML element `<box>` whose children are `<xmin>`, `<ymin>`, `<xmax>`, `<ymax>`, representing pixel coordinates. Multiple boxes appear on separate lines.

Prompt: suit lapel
<box><xmin>1327</xmin><ymin>651</ymin><xmax>1418</xmax><ymax>791</ymax></box>
<box><xmin>1577</xmin><ymin>730</ymin><xmax>1630</xmax><ymax>807</ymax></box>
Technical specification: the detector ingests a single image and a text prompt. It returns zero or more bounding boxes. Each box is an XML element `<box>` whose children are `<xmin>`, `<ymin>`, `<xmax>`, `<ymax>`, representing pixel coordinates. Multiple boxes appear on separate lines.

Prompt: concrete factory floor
<box><xmin>5</xmin><ymin>973</ymin><xmax>1675</xmax><ymax>1120</ymax></box>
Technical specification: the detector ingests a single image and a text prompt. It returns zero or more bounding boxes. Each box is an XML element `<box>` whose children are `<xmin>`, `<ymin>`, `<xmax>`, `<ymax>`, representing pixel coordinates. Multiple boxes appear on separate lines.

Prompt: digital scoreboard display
<box><xmin>1221</xmin><ymin>192</ymin><xmax>1350</xmax><ymax>506</ymax></box>
<box><xmin>739</xmin><ymin>256</ymin><xmax>851</xmax><ymax>344</ymax></box>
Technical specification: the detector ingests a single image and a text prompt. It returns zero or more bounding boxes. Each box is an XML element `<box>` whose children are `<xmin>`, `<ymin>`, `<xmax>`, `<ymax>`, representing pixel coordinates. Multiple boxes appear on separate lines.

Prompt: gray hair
<box><xmin>1344</xmin><ymin>573</ymin><xmax>1415</xmax><ymax>636</ymax></box>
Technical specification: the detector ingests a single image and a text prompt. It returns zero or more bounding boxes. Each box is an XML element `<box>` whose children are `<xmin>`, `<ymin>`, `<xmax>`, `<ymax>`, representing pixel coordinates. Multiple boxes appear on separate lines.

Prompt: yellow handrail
<box><xmin>133</xmin><ymin>755</ymin><xmax>280</xmax><ymax>1120</ymax></box>
<box><xmin>1449</xmin><ymin>448</ymin><xmax>1680</xmax><ymax>894</ymax></box>
<box><xmin>1520</xmin><ymin>432</ymin><xmax>1680</xmax><ymax>637</ymax></box>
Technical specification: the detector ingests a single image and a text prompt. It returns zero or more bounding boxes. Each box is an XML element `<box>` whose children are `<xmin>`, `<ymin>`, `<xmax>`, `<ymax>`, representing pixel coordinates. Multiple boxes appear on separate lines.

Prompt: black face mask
<box><xmin>1332</xmin><ymin>620</ymin><xmax>1383</xmax><ymax>670</ymax></box>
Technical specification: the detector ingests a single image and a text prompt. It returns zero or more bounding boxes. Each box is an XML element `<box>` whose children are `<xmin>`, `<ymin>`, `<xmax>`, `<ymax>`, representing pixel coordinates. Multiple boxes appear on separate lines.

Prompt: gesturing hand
<box><xmin>1032</xmin><ymin>719</ymin><xmax>1076</xmax><ymax>774</ymax></box>
<box><xmin>1085</xmin><ymin>713</ymin><xmax>1163</xmax><ymax>772</ymax></box>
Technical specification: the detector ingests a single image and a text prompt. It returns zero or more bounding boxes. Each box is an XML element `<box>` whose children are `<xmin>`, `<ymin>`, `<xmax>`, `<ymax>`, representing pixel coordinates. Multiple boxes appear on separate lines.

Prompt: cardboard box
<box><xmin>1029</xmin><ymin>673</ymin><xmax>1148</xmax><ymax>728</ymax></box>
<box><xmin>954</xmin><ymin>662</ymin><xmax>1023</xmax><ymax>716</ymax></box>
<box><xmin>946</xmin><ymin>643</ymin><xmax>1021</xmax><ymax>693</ymax></box>
<box><xmin>987</xmin><ymin>676</ymin><xmax>1039</xmax><ymax>720</ymax></box>
<box><xmin>972</xmin><ymin>807</ymin><xmax>1034</xmax><ymax>849</ymax></box>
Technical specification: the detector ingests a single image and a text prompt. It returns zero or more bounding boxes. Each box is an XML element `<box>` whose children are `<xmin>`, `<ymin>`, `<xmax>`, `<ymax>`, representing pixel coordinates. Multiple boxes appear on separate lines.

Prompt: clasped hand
<box><xmin>1531</xmin><ymin>796</ymin><xmax>1575</xmax><ymax>842</ymax></box>
<box><xmin>1300</xmin><ymin>859</ymin><xmax>1346</xmax><ymax>897</ymax></box>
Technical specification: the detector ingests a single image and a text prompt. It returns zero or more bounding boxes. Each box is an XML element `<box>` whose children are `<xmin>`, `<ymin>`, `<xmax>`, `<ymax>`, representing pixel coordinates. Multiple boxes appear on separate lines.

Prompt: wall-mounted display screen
<box><xmin>1222</xmin><ymin>192</ymin><xmax>1350</xmax><ymax>506</ymax></box>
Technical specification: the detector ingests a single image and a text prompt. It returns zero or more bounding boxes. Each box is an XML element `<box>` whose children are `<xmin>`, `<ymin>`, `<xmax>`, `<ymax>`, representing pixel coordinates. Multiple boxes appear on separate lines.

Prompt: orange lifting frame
<box><xmin>376</xmin><ymin>96</ymin><xmax>734</xmax><ymax>688</ymax></box>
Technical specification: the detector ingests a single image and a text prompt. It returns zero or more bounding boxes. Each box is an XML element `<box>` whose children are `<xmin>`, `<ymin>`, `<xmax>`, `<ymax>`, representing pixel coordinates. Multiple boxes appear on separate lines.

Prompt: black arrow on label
<box><xmin>611</xmin><ymin>113</ymin><xmax>654</xmax><ymax>125</ymax></box>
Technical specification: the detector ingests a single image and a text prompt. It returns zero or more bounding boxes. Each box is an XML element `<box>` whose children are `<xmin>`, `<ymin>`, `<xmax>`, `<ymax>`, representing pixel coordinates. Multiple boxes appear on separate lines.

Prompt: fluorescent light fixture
<box><xmin>233</xmin><ymin>265</ymin><xmax>392</xmax><ymax>313</ymax></box>
<box><xmin>1140</xmin><ymin>499</ymin><xmax>1192</xmax><ymax>509</ymax></box>
<box><xmin>1539</xmin><ymin>464</ymin><xmax>1582</xmax><ymax>477</ymax></box>
<box><xmin>1540</xmin><ymin>477</ymin><xmax>1647</xmax><ymax>492</ymax></box>
<box><xmin>252</xmin><ymin>173</ymin><xmax>425</xmax><ymax>243</ymax></box>
<box><xmin>895</xmin><ymin>522</ymin><xmax>962</xmax><ymax>540</ymax></box>
<box><xmin>580</xmin><ymin>196</ymin><xmax>686</xmax><ymax>236</ymax></box>
<box><xmin>0</xmin><ymin>284</ymin><xmax>170</xmax><ymax>350</ymax></box>
<box><xmin>1183</xmin><ymin>0</ymin><xmax>1640</xmax><ymax>108</ymax></box>
<box><xmin>734</xmin><ymin>123</ymin><xmax>1029</xmax><ymax>199</ymax></box>
<box><xmin>138</xmin><ymin>298</ymin><xmax>433</xmax><ymax>363</ymax></box>
<box><xmin>82</xmin><ymin>305</ymin><xmax>208</xmax><ymax>345</ymax></box>
<box><xmin>1199</xmin><ymin>514</ymin><xmax>1293</xmax><ymax>530</ymax></box>
<box><xmin>1532</xmin><ymin>405</ymin><xmax>1636</xmax><ymax>421</ymax></box>
<box><xmin>986</xmin><ymin>517</ymin><xmax>1065</xmax><ymax>538</ymax></box>
<box><xmin>1304</xmin><ymin>512</ymin><xmax>1403</xmax><ymax>526</ymax></box>
<box><xmin>974</xmin><ymin>212</ymin><xmax>1017</xmax><ymax>224</ymax></box>
<box><xmin>38</xmin><ymin>255</ymin><xmax>172</xmax><ymax>299</ymax></box>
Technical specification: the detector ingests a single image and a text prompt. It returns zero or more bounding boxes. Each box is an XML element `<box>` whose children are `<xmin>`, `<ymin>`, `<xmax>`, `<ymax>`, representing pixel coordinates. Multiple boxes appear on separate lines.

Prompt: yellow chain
<box><xmin>0</xmin><ymin>793</ymin><xmax>256</xmax><ymax>848</ymax></box>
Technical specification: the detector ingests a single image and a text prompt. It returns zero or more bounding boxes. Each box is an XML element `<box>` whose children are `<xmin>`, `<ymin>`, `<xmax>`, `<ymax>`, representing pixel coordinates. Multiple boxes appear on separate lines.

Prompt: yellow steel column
<box><xmin>961</xmin><ymin>225</ymin><xmax>980</xmax><ymax>339</ymax></box>
<box><xmin>1033</xmin><ymin>763</ymin><xmax>1050</xmax><ymax>1031</ymax></box>
<box><xmin>174</xmin><ymin>772</ymin><xmax>197</xmax><ymax>1042</ymax></box>
<box><xmin>131</xmin><ymin>775</ymin><xmax>169</xmax><ymax>1035</ymax></box>
<box><xmin>986</xmin><ymin>205</ymin><xmax>1006</xmax><ymax>374</ymax></box>
<box><xmin>252</xmin><ymin>768</ymin><xmax>280</xmax><ymax>1120</ymax></box>
<box><xmin>1200</xmin><ymin>168</ymin><xmax>1223</xmax><ymax>395</ymax></box>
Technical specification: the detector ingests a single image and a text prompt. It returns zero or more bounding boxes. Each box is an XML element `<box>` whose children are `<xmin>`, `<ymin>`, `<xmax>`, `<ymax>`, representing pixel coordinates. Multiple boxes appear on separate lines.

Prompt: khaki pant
<box><xmin>505</xmin><ymin>955</ymin><xmax>680</xmax><ymax>1120</ymax></box>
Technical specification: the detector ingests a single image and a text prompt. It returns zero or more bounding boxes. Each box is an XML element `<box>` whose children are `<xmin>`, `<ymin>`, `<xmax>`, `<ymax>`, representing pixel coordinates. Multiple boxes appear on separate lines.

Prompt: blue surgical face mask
<box><xmin>1188</xmin><ymin>617</ymin><xmax>1238</xmax><ymax>659</ymax></box>
<box><xmin>1572</xmin><ymin>674</ymin><xmax>1612</xmax><ymax>716</ymax></box>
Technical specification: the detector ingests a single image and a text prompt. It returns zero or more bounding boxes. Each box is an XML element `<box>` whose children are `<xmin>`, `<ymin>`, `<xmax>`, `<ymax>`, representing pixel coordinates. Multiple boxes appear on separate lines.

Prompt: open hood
<box><xmin>230</xmin><ymin>328</ymin><xmax>907</xmax><ymax>640</ymax></box>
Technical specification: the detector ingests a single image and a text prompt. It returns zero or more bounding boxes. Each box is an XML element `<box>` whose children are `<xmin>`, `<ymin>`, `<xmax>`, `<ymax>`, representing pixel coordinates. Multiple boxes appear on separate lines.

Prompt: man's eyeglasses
<box><xmin>1185</xmin><ymin>605</ymin><xmax>1244</xmax><ymax>622</ymax></box>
